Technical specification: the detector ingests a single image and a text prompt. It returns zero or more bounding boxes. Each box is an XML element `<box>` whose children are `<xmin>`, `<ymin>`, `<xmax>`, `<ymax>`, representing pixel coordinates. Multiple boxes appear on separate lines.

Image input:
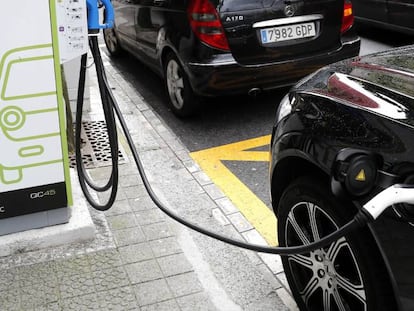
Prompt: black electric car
<box><xmin>269</xmin><ymin>45</ymin><xmax>414</xmax><ymax>311</ymax></box>
<box><xmin>103</xmin><ymin>0</ymin><xmax>360</xmax><ymax>117</ymax></box>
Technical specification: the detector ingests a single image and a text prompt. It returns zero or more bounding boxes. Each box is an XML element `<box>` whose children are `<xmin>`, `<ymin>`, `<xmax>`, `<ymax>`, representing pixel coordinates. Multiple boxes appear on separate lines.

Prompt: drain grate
<box><xmin>69</xmin><ymin>121</ymin><xmax>127</xmax><ymax>168</ymax></box>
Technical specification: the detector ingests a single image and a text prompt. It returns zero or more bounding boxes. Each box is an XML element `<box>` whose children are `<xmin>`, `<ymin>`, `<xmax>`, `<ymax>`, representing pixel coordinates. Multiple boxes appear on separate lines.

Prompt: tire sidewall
<box><xmin>278</xmin><ymin>177</ymin><xmax>393</xmax><ymax>311</ymax></box>
<box><xmin>163</xmin><ymin>53</ymin><xmax>197</xmax><ymax>118</ymax></box>
<box><xmin>103</xmin><ymin>28</ymin><xmax>123</xmax><ymax>57</ymax></box>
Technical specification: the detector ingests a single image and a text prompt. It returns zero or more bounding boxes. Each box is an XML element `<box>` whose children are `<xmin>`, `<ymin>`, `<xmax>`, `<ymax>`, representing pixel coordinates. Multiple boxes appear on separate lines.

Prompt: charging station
<box><xmin>0</xmin><ymin>0</ymin><xmax>88</xmax><ymax>235</ymax></box>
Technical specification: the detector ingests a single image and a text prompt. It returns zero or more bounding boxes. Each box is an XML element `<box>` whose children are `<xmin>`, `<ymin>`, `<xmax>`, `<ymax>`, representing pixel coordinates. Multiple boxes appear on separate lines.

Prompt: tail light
<box><xmin>187</xmin><ymin>0</ymin><xmax>230</xmax><ymax>51</ymax></box>
<box><xmin>341</xmin><ymin>0</ymin><xmax>354</xmax><ymax>33</ymax></box>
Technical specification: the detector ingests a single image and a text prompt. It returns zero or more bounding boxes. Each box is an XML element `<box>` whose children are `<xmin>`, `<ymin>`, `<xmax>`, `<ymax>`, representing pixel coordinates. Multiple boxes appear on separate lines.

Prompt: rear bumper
<box><xmin>187</xmin><ymin>37</ymin><xmax>361</xmax><ymax>97</ymax></box>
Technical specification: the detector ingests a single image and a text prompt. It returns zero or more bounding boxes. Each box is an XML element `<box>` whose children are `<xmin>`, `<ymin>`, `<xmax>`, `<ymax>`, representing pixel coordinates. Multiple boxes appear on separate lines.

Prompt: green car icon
<box><xmin>0</xmin><ymin>45</ymin><xmax>63</xmax><ymax>185</ymax></box>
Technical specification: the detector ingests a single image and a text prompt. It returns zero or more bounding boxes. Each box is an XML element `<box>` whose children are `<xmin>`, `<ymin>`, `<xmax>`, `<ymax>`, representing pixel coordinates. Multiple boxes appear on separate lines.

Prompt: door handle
<box><xmin>153</xmin><ymin>0</ymin><xmax>168</xmax><ymax>6</ymax></box>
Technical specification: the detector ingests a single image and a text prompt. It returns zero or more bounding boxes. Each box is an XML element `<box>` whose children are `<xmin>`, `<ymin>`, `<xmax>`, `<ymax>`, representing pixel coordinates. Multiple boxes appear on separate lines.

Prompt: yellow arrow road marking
<box><xmin>190</xmin><ymin>135</ymin><xmax>277</xmax><ymax>246</ymax></box>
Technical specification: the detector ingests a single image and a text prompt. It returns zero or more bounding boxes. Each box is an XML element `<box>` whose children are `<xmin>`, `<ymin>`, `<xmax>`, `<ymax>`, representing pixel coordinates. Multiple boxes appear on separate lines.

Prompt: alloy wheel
<box><xmin>166</xmin><ymin>59</ymin><xmax>185</xmax><ymax>110</ymax></box>
<box><xmin>285</xmin><ymin>201</ymin><xmax>367</xmax><ymax>311</ymax></box>
<box><xmin>103</xmin><ymin>28</ymin><xmax>121</xmax><ymax>55</ymax></box>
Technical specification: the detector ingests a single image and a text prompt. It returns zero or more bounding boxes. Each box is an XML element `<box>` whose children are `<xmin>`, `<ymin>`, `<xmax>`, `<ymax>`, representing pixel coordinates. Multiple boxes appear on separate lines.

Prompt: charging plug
<box><xmin>362</xmin><ymin>184</ymin><xmax>414</xmax><ymax>220</ymax></box>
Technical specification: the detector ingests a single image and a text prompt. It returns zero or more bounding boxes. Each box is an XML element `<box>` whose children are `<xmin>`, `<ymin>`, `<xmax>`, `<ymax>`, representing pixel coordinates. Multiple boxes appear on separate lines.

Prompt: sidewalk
<box><xmin>0</xmin><ymin>41</ymin><xmax>297</xmax><ymax>311</ymax></box>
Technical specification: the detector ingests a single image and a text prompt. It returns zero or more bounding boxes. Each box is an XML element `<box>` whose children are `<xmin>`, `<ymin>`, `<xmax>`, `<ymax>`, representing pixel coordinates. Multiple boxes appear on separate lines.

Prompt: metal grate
<box><xmin>69</xmin><ymin>121</ymin><xmax>127</xmax><ymax>168</ymax></box>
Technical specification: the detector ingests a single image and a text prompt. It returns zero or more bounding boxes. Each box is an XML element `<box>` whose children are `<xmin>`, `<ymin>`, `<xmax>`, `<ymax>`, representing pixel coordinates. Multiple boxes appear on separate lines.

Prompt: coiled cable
<box><xmin>75</xmin><ymin>36</ymin><xmax>119</xmax><ymax>211</ymax></box>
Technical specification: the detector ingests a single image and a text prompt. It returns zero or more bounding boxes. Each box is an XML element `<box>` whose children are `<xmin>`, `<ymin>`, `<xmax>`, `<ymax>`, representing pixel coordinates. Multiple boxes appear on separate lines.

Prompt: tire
<box><xmin>163</xmin><ymin>53</ymin><xmax>199</xmax><ymax>118</ymax></box>
<box><xmin>277</xmin><ymin>176</ymin><xmax>396</xmax><ymax>311</ymax></box>
<box><xmin>103</xmin><ymin>27</ymin><xmax>124</xmax><ymax>57</ymax></box>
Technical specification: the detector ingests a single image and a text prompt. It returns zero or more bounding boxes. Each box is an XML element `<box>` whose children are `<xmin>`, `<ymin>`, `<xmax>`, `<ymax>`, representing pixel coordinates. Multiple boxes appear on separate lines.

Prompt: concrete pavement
<box><xmin>0</xmin><ymin>40</ymin><xmax>298</xmax><ymax>311</ymax></box>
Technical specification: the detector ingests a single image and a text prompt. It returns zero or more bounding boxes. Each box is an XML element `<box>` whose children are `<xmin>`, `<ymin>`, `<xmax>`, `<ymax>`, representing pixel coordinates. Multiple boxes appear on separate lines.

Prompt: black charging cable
<box><xmin>75</xmin><ymin>35</ymin><xmax>373</xmax><ymax>254</ymax></box>
<box><xmin>75</xmin><ymin>36</ymin><xmax>119</xmax><ymax>211</ymax></box>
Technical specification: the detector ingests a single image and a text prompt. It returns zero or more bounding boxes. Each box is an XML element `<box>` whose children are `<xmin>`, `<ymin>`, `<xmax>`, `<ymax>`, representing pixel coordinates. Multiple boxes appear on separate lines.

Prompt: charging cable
<box><xmin>76</xmin><ymin>1</ymin><xmax>414</xmax><ymax>255</ymax></box>
<box><xmin>75</xmin><ymin>39</ymin><xmax>119</xmax><ymax>211</ymax></box>
<box><xmin>76</xmin><ymin>0</ymin><xmax>119</xmax><ymax>211</ymax></box>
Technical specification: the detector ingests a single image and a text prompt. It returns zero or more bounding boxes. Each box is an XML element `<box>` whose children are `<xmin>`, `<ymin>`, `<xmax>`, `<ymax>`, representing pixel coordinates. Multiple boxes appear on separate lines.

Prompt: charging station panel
<box><xmin>0</xmin><ymin>0</ymin><xmax>86</xmax><ymax>226</ymax></box>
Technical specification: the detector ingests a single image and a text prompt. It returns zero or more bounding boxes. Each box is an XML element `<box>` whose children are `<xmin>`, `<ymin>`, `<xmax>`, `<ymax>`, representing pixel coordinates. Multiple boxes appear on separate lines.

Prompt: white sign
<box><xmin>55</xmin><ymin>0</ymin><xmax>89</xmax><ymax>64</ymax></box>
<box><xmin>0</xmin><ymin>0</ymin><xmax>66</xmax><ymax>192</ymax></box>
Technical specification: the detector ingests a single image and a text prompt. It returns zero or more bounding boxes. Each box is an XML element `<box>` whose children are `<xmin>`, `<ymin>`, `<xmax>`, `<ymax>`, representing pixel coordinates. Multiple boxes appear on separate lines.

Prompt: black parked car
<box><xmin>269</xmin><ymin>45</ymin><xmax>414</xmax><ymax>310</ymax></box>
<box><xmin>353</xmin><ymin>0</ymin><xmax>414</xmax><ymax>35</ymax></box>
<box><xmin>103</xmin><ymin>0</ymin><xmax>360</xmax><ymax>117</ymax></box>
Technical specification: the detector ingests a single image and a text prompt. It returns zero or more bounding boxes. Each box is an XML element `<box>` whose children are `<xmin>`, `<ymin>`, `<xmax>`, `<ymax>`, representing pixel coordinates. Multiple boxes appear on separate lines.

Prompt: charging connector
<box><xmin>363</xmin><ymin>184</ymin><xmax>414</xmax><ymax>220</ymax></box>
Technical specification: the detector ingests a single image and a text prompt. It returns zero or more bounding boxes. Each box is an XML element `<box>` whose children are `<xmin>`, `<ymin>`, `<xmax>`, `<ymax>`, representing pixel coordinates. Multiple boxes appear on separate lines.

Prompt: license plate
<box><xmin>260</xmin><ymin>22</ymin><xmax>316</xmax><ymax>44</ymax></box>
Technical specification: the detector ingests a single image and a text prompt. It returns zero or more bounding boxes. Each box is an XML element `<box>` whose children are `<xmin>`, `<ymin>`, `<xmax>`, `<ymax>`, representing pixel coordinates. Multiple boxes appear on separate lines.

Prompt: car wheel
<box><xmin>164</xmin><ymin>53</ymin><xmax>198</xmax><ymax>118</ymax></box>
<box><xmin>103</xmin><ymin>27</ymin><xmax>123</xmax><ymax>57</ymax></box>
<box><xmin>277</xmin><ymin>176</ymin><xmax>396</xmax><ymax>311</ymax></box>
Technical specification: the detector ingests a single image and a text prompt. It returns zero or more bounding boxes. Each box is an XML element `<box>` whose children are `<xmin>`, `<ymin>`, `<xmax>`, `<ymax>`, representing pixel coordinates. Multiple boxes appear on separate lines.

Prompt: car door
<box><xmin>387</xmin><ymin>0</ymin><xmax>414</xmax><ymax>33</ymax></box>
<box><xmin>134</xmin><ymin>0</ymin><xmax>164</xmax><ymax>63</ymax></box>
<box><xmin>133</xmin><ymin>0</ymin><xmax>187</xmax><ymax>68</ymax></box>
<box><xmin>112</xmin><ymin>0</ymin><xmax>137</xmax><ymax>44</ymax></box>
